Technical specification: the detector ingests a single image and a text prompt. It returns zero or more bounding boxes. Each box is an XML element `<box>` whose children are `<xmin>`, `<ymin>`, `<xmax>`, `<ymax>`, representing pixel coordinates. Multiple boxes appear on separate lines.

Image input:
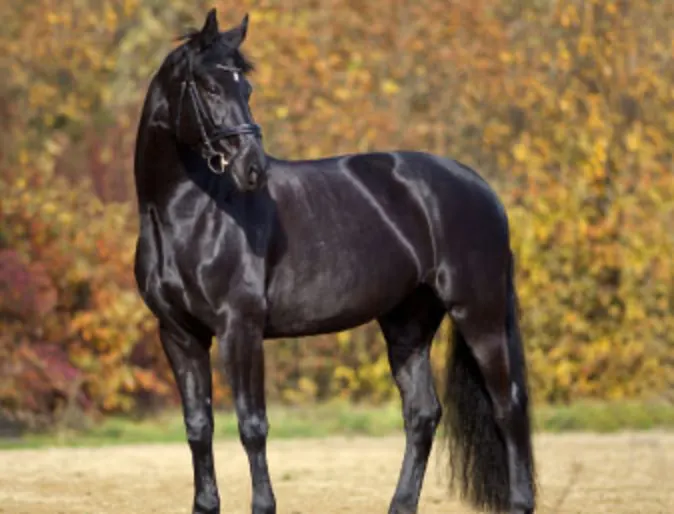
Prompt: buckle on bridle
<box><xmin>204</xmin><ymin>151</ymin><xmax>229</xmax><ymax>175</ymax></box>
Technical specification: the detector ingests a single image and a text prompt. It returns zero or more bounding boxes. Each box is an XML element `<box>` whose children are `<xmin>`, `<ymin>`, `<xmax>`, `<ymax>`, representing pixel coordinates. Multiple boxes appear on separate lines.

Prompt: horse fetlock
<box><xmin>406</xmin><ymin>404</ymin><xmax>442</xmax><ymax>435</ymax></box>
<box><xmin>193</xmin><ymin>491</ymin><xmax>220</xmax><ymax>514</ymax></box>
<box><xmin>510</xmin><ymin>500</ymin><xmax>535</xmax><ymax>514</ymax></box>
<box><xmin>511</xmin><ymin>495</ymin><xmax>535</xmax><ymax>514</ymax></box>
<box><xmin>239</xmin><ymin>413</ymin><xmax>269</xmax><ymax>449</ymax></box>
<box><xmin>252</xmin><ymin>491</ymin><xmax>276</xmax><ymax>514</ymax></box>
<box><xmin>388</xmin><ymin>495</ymin><xmax>419</xmax><ymax>514</ymax></box>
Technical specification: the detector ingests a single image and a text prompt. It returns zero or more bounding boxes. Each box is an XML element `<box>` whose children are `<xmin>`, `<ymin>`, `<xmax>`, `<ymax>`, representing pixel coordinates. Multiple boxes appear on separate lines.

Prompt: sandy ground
<box><xmin>0</xmin><ymin>433</ymin><xmax>671</xmax><ymax>513</ymax></box>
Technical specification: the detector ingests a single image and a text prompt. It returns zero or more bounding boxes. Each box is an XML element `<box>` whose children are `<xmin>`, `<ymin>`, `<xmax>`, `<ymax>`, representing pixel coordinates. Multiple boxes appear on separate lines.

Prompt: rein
<box><xmin>175</xmin><ymin>56</ymin><xmax>262</xmax><ymax>174</ymax></box>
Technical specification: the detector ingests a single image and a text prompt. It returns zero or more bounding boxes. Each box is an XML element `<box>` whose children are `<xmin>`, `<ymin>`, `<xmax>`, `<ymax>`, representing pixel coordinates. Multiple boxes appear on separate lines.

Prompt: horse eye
<box><xmin>204</xmin><ymin>81</ymin><xmax>219</xmax><ymax>94</ymax></box>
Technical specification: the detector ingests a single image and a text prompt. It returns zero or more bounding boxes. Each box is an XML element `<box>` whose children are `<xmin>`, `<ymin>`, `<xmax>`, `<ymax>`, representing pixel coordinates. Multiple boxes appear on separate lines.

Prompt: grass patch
<box><xmin>0</xmin><ymin>401</ymin><xmax>404</xmax><ymax>450</ymax></box>
<box><xmin>1</xmin><ymin>400</ymin><xmax>672</xmax><ymax>449</ymax></box>
<box><xmin>533</xmin><ymin>400</ymin><xmax>674</xmax><ymax>433</ymax></box>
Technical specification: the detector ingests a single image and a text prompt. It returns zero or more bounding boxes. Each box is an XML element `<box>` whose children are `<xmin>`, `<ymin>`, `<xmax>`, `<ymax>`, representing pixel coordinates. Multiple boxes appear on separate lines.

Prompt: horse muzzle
<box><xmin>229</xmin><ymin>139</ymin><xmax>268</xmax><ymax>191</ymax></box>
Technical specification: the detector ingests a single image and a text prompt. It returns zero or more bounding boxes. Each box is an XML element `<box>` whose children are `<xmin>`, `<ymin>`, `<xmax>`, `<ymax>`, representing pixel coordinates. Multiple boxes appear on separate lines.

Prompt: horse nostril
<box><xmin>248</xmin><ymin>167</ymin><xmax>259</xmax><ymax>186</ymax></box>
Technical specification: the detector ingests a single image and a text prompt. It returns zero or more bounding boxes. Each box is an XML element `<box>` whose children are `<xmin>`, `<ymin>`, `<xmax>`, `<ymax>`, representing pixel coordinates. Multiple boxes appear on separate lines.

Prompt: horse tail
<box><xmin>441</xmin><ymin>252</ymin><xmax>535</xmax><ymax>511</ymax></box>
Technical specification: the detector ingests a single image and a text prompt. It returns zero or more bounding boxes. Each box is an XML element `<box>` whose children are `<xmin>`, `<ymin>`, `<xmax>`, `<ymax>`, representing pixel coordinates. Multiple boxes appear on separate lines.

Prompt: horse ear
<box><xmin>224</xmin><ymin>13</ymin><xmax>249</xmax><ymax>48</ymax></box>
<box><xmin>239</xmin><ymin>13</ymin><xmax>250</xmax><ymax>42</ymax></box>
<box><xmin>199</xmin><ymin>8</ymin><xmax>219</xmax><ymax>47</ymax></box>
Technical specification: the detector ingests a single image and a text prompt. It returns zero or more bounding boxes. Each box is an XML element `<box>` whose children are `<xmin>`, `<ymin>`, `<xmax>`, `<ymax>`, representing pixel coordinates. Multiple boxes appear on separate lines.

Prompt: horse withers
<box><xmin>133</xmin><ymin>9</ymin><xmax>536</xmax><ymax>514</ymax></box>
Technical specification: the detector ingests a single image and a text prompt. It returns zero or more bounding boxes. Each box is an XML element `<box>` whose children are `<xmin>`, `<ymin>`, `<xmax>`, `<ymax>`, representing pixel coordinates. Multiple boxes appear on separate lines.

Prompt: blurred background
<box><xmin>0</xmin><ymin>0</ymin><xmax>672</xmax><ymax>439</ymax></box>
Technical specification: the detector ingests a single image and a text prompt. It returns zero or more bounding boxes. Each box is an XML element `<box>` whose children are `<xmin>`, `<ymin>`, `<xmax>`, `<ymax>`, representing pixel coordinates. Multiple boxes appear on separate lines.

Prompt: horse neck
<box><xmin>133</xmin><ymin>78</ymin><xmax>186</xmax><ymax>209</ymax></box>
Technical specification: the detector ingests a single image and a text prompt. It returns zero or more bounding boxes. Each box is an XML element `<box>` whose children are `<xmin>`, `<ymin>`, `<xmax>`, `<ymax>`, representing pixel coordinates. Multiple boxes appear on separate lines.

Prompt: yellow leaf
<box><xmin>337</xmin><ymin>331</ymin><xmax>351</xmax><ymax>345</ymax></box>
<box><xmin>275</xmin><ymin>106</ymin><xmax>289</xmax><ymax>119</ymax></box>
<box><xmin>381</xmin><ymin>79</ymin><xmax>400</xmax><ymax>95</ymax></box>
<box><xmin>512</xmin><ymin>142</ymin><xmax>528</xmax><ymax>162</ymax></box>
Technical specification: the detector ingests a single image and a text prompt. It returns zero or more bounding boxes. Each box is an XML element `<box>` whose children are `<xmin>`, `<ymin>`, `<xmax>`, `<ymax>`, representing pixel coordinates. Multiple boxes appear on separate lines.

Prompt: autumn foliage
<box><xmin>1</xmin><ymin>0</ymin><xmax>672</xmax><ymax>428</ymax></box>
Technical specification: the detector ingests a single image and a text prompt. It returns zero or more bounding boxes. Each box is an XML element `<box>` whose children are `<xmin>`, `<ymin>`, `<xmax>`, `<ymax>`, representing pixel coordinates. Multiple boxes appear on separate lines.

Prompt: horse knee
<box><xmin>185</xmin><ymin>410</ymin><xmax>213</xmax><ymax>450</ymax></box>
<box><xmin>239</xmin><ymin>412</ymin><xmax>269</xmax><ymax>451</ymax></box>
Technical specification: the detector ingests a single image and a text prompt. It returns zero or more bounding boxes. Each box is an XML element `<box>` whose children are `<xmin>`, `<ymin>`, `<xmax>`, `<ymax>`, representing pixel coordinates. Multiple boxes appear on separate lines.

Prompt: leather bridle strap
<box><xmin>175</xmin><ymin>55</ymin><xmax>262</xmax><ymax>174</ymax></box>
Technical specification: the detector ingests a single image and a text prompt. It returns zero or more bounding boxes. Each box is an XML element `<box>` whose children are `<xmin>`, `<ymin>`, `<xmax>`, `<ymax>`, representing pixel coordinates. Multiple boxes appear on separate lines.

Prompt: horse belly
<box><xmin>264</xmin><ymin>241</ymin><xmax>420</xmax><ymax>338</ymax></box>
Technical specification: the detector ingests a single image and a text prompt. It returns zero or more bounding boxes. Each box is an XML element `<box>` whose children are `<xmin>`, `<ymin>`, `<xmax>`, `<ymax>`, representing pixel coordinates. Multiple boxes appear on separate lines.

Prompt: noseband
<box><xmin>176</xmin><ymin>60</ymin><xmax>262</xmax><ymax>174</ymax></box>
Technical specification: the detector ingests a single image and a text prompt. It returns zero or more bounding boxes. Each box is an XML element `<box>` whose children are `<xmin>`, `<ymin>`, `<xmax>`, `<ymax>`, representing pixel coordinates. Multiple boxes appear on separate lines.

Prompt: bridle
<box><xmin>175</xmin><ymin>55</ymin><xmax>262</xmax><ymax>175</ymax></box>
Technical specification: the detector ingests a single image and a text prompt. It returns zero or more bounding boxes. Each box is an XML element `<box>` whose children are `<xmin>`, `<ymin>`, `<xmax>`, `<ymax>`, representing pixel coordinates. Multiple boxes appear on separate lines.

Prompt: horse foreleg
<box><xmin>219</xmin><ymin>318</ymin><xmax>275</xmax><ymax>514</ymax></box>
<box><xmin>160</xmin><ymin>324</ymin><xmax>219</xmax><ymax>514</ymax></box>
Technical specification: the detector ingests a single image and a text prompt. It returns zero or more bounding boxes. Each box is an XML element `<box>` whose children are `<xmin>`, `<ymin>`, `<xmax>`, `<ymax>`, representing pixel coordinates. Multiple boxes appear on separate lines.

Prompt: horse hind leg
<box><xmin>378</xmin><ymin>285</ymin><xmax>446</xmax><ymax>514</ymax></box>
<box><xmin>442</xmin><ymin>275</ymin><xmax>536</xmax><ymax>513</ymax></box>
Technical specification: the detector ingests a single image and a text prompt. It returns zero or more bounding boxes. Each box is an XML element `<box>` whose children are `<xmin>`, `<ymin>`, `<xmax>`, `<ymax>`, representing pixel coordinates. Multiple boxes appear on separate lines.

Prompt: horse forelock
<box><xmin>162</xmin><ymin>30</ymin><xmax>255</xmax><ymax>80</ymax></box>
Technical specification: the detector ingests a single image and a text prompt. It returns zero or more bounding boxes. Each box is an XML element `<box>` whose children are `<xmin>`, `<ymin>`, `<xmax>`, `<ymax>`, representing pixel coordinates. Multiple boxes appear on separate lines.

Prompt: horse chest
<box><xmin>135</xmin><ymin>212</ymin><xmax>265</xmax><ymax>328</ymax></box>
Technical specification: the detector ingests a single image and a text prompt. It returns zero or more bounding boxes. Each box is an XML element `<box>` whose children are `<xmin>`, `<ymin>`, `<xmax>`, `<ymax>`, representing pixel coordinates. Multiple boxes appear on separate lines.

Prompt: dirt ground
<box><xmin>0</xmin><ymin>432</ymin><xmax>671</xmax><ymax>513</ymax></box>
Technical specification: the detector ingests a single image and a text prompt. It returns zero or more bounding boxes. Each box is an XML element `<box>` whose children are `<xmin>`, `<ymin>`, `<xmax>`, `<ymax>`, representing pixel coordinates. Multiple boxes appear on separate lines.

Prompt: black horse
<box><xmin>133</xmin><ymin>9</ymin><xmax>536</xmax><ymax>514</ymax></box>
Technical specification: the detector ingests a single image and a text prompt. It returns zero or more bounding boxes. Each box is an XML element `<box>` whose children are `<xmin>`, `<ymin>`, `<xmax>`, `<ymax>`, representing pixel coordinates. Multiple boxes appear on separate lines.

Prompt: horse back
<box><xmin>263</xmin><ymin>151</ymin><xmax>509</xmax><ymax>337</ymax></box>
